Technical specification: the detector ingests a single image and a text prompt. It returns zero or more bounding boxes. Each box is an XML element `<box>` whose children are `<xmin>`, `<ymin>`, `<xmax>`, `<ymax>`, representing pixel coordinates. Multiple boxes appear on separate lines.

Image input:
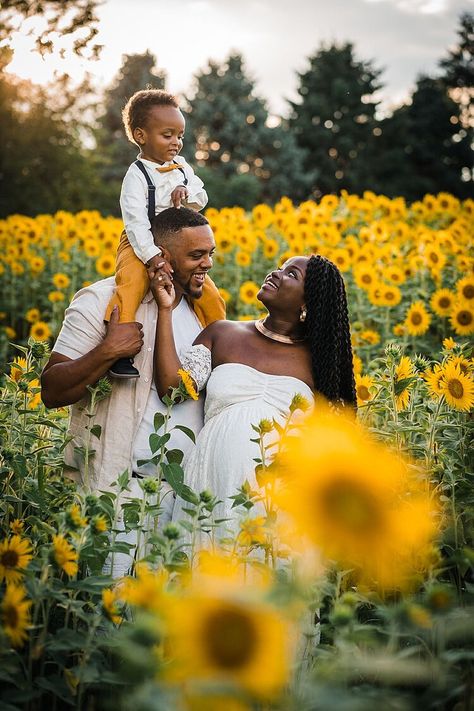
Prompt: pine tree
<box><xmin>289</xmin><ymin>43</ymin><xmax>383</xmax><ymax>197</ymax></box>
<box><xmin>439</xmin><ymin>11</ymin><xmax>474</xmax><ymax>128</ymax></box>
<box><xmin>185</xmin><ymin>53</ymin><xmax>309</xmax><ymax>207</ymax></box>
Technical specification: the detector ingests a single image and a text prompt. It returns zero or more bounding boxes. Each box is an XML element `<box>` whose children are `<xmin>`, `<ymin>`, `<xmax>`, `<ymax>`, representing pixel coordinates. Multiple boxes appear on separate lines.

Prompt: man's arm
<box><xmin>41</xmin><ymin>307</ymin><xmax>144</xmax><ymax>408</ymax></box>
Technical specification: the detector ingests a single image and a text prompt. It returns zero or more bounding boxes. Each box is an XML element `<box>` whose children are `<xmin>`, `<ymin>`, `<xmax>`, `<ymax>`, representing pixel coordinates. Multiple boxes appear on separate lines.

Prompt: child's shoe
<box><xmin>108</xmin><ymin>357</ymin><xmax>140</xmax><ymax>379</ymax></box>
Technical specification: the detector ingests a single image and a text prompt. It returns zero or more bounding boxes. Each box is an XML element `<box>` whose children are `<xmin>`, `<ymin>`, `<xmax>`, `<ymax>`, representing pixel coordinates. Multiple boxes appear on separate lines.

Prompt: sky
<box><xmin>6</xmin><ymin>0</ymin><xmax>474</xmax><ymax>116</ymax></box>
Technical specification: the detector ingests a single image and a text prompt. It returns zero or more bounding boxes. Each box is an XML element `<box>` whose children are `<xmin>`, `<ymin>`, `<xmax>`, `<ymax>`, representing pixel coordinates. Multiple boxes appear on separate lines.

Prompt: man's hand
<box><xmin>102</xmin><ymin>306</ymin><xmax>144</xmax><ymax>359</ymax></box>
<box><xmin>171</xmin><ymin>185</ymin><xmax>188</xmax><ymax>209</ymax></box>
<box><xmin>150</xmin><ymin>270</ymin><xmax>175</xmax><ymax>310</ymax></box>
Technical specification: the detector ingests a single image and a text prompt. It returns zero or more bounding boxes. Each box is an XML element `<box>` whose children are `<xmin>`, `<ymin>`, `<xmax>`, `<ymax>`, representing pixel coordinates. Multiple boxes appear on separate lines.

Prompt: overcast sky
<box><xmin>7</xmin><ymin>0</ymin><xmax>474</xmax><ymax>116</ymax></box>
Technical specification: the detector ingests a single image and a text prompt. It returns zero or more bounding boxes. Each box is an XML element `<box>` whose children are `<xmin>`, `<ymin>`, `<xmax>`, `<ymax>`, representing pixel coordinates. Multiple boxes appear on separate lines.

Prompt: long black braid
<box><xmin>303</xmin><ymin>255</ymin><xmax>357</xmax><ymax>408</ymax></box>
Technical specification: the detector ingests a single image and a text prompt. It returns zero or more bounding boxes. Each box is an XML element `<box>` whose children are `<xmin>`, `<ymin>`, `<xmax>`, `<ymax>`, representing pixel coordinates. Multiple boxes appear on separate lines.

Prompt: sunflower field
<box><xmin>0</xmin><ymin>191</ymin><xmax>473</xmax><ymax>711</ymax></box>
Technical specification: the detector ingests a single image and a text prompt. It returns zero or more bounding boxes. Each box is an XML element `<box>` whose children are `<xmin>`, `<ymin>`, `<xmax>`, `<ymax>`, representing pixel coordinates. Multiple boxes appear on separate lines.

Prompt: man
<box><xmin>41</xmin><ymin>208</ymin><xmax>224</xmax><ymax>571</ymax></box>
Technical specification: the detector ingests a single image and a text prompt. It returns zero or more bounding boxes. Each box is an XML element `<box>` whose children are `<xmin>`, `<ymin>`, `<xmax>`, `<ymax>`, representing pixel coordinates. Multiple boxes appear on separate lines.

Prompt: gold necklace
<box><xmin>254</xmin><ymin>318</ymin><xmax>305</xmax><ymax>344</ymax></box>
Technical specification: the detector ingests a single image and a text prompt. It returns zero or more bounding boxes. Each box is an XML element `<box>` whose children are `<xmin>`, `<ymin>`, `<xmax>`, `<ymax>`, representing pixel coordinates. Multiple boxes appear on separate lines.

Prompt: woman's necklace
<box><xmin>254</xmin><ymin>318</ymin><xmax>305</xmax><ymax>344</ymax></box>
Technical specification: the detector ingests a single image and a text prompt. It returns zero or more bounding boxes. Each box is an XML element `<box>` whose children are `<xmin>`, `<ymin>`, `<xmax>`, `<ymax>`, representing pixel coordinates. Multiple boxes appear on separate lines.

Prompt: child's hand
<box><xmin>146</xmin><ymin>254</ymin><xmax>173</xmax><ymax>280</ymax></box>
<box><xmin>171</xmin><ymin>186</ymin><xmax>189</xmax><ymax>209</ymax></box>
<box><xmin>150</xmin><ymin>270</ymin><xmax>175</xmax><ymax>310</ymax></box>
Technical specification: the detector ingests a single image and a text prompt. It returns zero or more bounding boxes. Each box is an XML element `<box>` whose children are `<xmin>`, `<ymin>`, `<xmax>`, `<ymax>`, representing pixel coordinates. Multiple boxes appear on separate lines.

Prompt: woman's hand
<box><xmin>150</xmin><ymin>269</ymin><xmax>175</xmax><ymax>309</ymax></box>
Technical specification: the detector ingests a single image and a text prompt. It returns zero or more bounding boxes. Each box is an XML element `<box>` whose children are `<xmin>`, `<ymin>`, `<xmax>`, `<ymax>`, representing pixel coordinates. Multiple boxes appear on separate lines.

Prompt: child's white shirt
<box><xmin>120</xmin><ymin>155</ymin><xmax>208</xmax><ymax>264</ymax></box>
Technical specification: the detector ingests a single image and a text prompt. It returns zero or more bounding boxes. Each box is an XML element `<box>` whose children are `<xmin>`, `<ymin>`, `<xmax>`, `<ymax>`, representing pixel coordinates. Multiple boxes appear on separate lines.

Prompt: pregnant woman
<box><xmin>154</xmin><ymin>254</ymin><xmax>356</xmax><ymax>538</ymax></box>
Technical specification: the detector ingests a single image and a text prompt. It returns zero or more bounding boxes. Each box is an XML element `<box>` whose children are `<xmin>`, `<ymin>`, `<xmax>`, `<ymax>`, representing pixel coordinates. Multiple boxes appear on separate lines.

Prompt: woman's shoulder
<box><xmin>196</xmin><ymin>319</ymin><xmax>254</xmax><ymax>346</ymax></box>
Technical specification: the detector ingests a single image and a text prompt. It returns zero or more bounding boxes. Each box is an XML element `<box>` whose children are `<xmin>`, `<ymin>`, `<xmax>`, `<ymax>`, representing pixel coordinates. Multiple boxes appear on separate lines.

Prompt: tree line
<box><xmin>0</xmin><ymin>10</ymin><xmax>472</xmax><ymax>217</ymax></box>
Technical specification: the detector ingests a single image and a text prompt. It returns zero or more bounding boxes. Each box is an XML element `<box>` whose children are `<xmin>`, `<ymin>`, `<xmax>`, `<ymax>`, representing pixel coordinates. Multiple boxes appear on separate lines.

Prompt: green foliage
<box><xmin>289</xmin><ymin>42</ymin><xmax>382</xmax><ymax>197</ymax></box>
<box><xmin>186</xmin><ymin>53</ymin><xmax>310</xmax><ymax>206</ymax></box>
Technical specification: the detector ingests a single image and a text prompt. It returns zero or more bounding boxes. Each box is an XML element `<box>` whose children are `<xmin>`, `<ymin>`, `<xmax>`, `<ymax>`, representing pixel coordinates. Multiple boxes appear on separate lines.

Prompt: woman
<box><xmin>155</xmin><ymin>254</ymin><xmax>356</xmax><ymax>535</ymax></box>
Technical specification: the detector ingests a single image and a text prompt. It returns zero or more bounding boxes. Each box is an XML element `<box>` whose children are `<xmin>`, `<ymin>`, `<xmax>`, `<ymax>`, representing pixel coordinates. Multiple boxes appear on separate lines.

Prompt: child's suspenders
<box><xmin>134</xmin><ymin>159</ymin><xmax>188</xmax><ymax>226</ymax></box>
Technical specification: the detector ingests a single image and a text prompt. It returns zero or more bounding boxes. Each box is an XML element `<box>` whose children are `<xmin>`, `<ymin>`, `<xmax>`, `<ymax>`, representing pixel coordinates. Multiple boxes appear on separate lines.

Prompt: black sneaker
<box><xmin>108</xmin><ymin>358</ymin><xmax>140</xmax><ymax>379</ymax></box>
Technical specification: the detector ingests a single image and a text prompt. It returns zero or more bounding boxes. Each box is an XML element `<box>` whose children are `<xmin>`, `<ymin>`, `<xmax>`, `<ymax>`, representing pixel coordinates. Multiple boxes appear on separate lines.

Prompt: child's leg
<box><xmin>192</xmin><ymin>275</ymin><xmax>226</xmax><ymax>327</ymax></box>
<box><xmin>105</xmin><ymin>231</ymin><xmax>149</xmax><ymax>323</ymax></box>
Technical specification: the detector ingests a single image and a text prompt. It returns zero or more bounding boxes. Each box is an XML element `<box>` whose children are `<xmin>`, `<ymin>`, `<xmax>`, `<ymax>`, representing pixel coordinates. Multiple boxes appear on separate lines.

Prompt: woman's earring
<box><xmin>300</xmin><ymin>307</ymin><xmax>307</xmax><ymax>323</ymax></box>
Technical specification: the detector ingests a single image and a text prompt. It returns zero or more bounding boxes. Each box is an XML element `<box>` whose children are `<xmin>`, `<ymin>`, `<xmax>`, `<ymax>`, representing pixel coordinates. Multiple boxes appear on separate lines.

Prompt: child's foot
<box><xmin>108</xmin><ymin>358</ymin><xmax>140</xmax><ymax>379</ymax></box>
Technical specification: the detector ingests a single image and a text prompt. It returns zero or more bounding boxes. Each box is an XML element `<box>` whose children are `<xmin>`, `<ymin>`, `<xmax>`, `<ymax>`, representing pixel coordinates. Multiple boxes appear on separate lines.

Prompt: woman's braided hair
<box><xmin>303</xmin><ymin>255</ymin><xmax>356</xmax><ymax>408</ymax></box>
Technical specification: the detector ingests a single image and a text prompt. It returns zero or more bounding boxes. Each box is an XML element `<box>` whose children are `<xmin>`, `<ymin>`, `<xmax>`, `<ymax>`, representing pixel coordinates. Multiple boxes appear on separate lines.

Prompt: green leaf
<box><xmin>162</xmin><ymin>462</ymin><xmax>184</xmax><ymax>491</ymax></box>
<box><xmin>172</xmin><ymin>424</ymin><xmax>196</xmax><ymax>443</ymax></box>
<box><xmin>90</xmin><ymin>424</ymin><xmax>102</xmax><ymax>440</ymax></box>
<box><xmin>153</xmin><ymin>412</ymin><xmax>166</xmax><ymax>431</ymax></box>
<box><xmin>166</xmin><ymin>448</ymin><xmax>184</xmax><ymax>465</ymax></box>
<box><xmin>149</xmin><ymin>432</ymin><xmax>171</xmax><ymax>453</ymax></box>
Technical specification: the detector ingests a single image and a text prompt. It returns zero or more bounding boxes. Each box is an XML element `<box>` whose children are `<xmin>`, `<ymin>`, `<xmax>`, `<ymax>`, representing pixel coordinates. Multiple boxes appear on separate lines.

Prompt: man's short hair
<box><xmin>122</xmin><ymin>89</ymin><xmax>179</xmax><ymax>145</ymax></box>
<box><xmin>151</xmin><ymin>208</ymin><xmax>209</xmax><ymax>245</ymax></box>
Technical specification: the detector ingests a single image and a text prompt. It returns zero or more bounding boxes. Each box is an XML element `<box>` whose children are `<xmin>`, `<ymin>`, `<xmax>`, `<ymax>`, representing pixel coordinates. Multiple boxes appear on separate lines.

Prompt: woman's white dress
<box><xmin>172</xmin><ymin>345</ymin><xmax>314</xmax><ymax>537</ymax></box>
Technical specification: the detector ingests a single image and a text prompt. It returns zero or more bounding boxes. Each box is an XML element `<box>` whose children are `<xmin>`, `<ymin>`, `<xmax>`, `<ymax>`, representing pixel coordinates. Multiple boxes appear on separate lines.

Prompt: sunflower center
<box><xmin>361</xmin><ymin>274</ymin><xmax>371</xmax><ymax>284</ymax></box>
<box><xmin>457</xmin><ymin>310</ymin><xmax>472</xmax><ymax>326</ymax></box>
<box><xmin>439</xmin><ymin>297</ymin><xmax>450</xmax><ymax>308</ymax></box>
<box><xmin>321</xmin><ymin>480</ymin><xmax>380</xmax><ymax>534</ymax></box>
<box><xmin>430</xmin><ymin>253</ymin><xmax>439</xmax><ymax>263</ymax></box>
<box><xmin>357</xmin><ymin>386</ymin><xmax>371</xmax><ymax>400</ymax></box>
<box><xmin>411</xmin><ymin>312</ymin><xmax>422</xmax><ymax>325</ymax></box>
<box><xmin>203</xmin><ymin>607</ymin><xmax>258</xmax><ymax>670</ymax></box>
<box><xmin>3</xmin><ymin>604</ymin><xmax>19</xmax><ymax>628</ymax></box>
<box><xmin>1</xmin><ymin>550</ymin><xmax>19</xmax><ymax>568</ymax></box>
<box><xmin>462</xmin><ymin>285</ymin><xmax>474</xmax><ymax>299</ymax></box>
<box><xmin>448</xmin><ymin>379</ymin><xmax>464</xmax><ymax>399</ymax></box>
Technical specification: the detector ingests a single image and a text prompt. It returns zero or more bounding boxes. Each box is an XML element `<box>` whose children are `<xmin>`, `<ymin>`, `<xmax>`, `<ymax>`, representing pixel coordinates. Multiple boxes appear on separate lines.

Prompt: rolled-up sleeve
<box><xmin>53</xmin><ymin>287</ymin><xmax>108</xmax><ymax>360</ymax></box>
<box><xmin>182</xmin><ymin>160</ymin><xmax>208</xmax><ymax>211</ymax></box>
<box><xmin>120</xmin><ymin>168</ymin><xmax>161</xmax><ymax>264</ymax></box>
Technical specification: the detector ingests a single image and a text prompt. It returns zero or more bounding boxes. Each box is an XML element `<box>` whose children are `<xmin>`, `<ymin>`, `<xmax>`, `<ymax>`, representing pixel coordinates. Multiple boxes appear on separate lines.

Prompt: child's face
<box><xmin>134</xmin><ymin>106</ymin><xmax>185</xmax><ymax>163</ymax></box>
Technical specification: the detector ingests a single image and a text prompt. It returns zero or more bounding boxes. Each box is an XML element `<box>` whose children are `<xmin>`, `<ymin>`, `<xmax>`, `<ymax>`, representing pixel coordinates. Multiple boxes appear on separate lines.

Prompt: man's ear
<box><xmin>158</xmin><ymin>244</ymin><xmax>171</xmax><ymax>262</ymax></box>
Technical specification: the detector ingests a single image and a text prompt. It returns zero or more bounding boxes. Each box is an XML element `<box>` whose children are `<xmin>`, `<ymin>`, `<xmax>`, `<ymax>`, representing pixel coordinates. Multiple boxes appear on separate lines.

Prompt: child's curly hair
<box><xmin>122</xmin><ymin>89</ymin><xmax>179</xmax><ymax>145</ymax></box>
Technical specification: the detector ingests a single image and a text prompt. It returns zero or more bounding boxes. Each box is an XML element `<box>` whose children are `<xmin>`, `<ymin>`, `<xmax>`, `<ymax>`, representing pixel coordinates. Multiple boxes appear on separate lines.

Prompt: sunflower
<box><xmin>455</xmin><ymin>275</ymin><xmax>474</xmax><ymax>303</ymax></box>
<box><xmin>238</xmin><ymin>516</ymin><xmax>267</xmax><ymax>548</ymax></box>
<box><xmin>29</xmin><ymin>321</ymin><xmax>52</xmax><ymax>341</ymax></box>
<box><xmin>252</xmin><ymin>204</ymin><xmax>274</xmax><ymax>229</ymax></box>
<box><xmin>25</xmin><ymin>308</ymin><xmax>40</xmax><ymax>323</ymax></box>
<box><xmin>360</xmin><ymin>329</ymin><xmax>380</xmax><ymax>346</ymax></box>
<box><xmin>395</xmin><ymin>356</ymin><xmax>415</xmax><ymax>411</ymax></box>
<box><xmin>424</xmin><ymin>245</ymin><xmax>446</xmax><ymax>271</ymax></box>
<box><xmin>0</xmin><ymin>536</ymin><xmax>33</xmax><ymax>584</ymax></box>
<box><xmin>48</xmin><ymin>290</ymin><xmax>65</xmax><ymax>303</ymax></box>
<box><xmin>383</xmin><ymin>265</ymin><xmax>406</xmax><ymax>285</ymax></box>
<box><xmin>9</xmin><ymin>520</ymin><xmax>24</xmax><ymax>535</ymax></box>
<box><xmin>52</xmin><ymin>535</ymin><xmax>78</xmax><ymax>577</ymax></box>
<box><xmin>239</xmin><ymin>281</ymin><xmax>260</xmax><ymax>305</ymax></box>
<box><xmin>163</xmin><ymin>591</ymin><xmax>292</xmax><ymax>696</ymax></box>
<box><xmin>119</xmin><ymin>563</ymin><xmax>169</xmax><ymax>612</ymax></box>
<box><xmin>405</xmin><ymin>301</ymin><xmax>431</xmax><ymax>337</ymax></box>
<box><xmin>440</xmin><ymin>362</ymin><xmax>474</xmax><ymax>412</ymax></box>
<box><xmin>450</xmin><ymin>300</ymin><xmax>474</xmax><ymax>336</ymax></box>
<box><xmin>263</xmin><ymin>238</ymin><xmax>279</xmax><ymax>260</ymax></box>
<box><xmin>331</xmin><ymin>248</ymin><xmax>351</xmax><ymax>272</ymax></box>
<box><xmin>177</xmin><ymin>368</ymin><xmax>199</xmax><ymax>401</ymax></box>
<box><xmin>355</xmin><ymin>374</ymin><xmax>376</xmax><ymax>406</ymax></box>
<box><xmin>430</xmin><ymin>289</ymin><xmax>456</xmax><ymax>318</ymax></box>
<box><xmin>275</xmin><ymin>409</ymin><xmax>437</xmax><ymax>590</ymax></box>
<box><xmin>354</xmin><ymin>264</ymin><xmax>377</xmax><ymax>290</ymax></box>
<box><xmin>353</xmin><ymin>354</ymin><xmax>363</xmax><ymax>375</ymax></box>
<box><xmin>66</xmin><ymin>503</ymin><xmax>88</xmax><ymax>530</ymax></box>
<box><xmin>218</xmin><ymin>288</ymin><xmax>232</xmax><ymax>304</ymax></box>
<box><xmin>423</xmin><ymin>364</ymin><xmax>445</xmax><ymax>399</ymax></box>
<box><xmin>52</xmin><ymin>272</ymin><xmax>70</xmax><ymax>289</ymax></box>
<box><xmin>235</xmin><ymin>250</ymin><xmax>251</xmax><ymax>267</ymax></box>
<box><xmin>393</xmin><ymin>323</ymin><xmax>406</xmax><ymax>337</ymax></box>
<box><xmin>1</xmin><ymin>585</ymin><xmax>31</xmax><ymax>647</ymax></box>
<box><xmin>9</xmin><ymin>356</ymin><xmax>27</xmax><ymax>383</ymax></box>
<box><xmin>95</xmin><ymin>253</ymin><xmax>115</xmax><ymax>276</ymax></box>
<box><xmin>379</xmin><ymin>284</ymin><xmax>402</xmax><ymax>307</ymax></box>
<box><xmin>443</xmin><ymin>337</ymin><xmax>457</xmax><ymax>350</ymax></box>
<box><xmin>102</xmin><ymin>588</ymin><xmax>122</xmax><ymax>625</ymax></box>
<box><xmin>5</xmin><ymin>326</ymin><xmax>16</xmax><ymax>339</ymax></box>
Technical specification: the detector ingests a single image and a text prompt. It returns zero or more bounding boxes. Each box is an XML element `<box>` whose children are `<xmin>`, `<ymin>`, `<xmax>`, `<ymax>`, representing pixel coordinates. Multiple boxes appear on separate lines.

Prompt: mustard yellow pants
<box><xmin>105</xmin><ymin>231</ymin><xmax>226</xmax><ymax>326</ymax></box>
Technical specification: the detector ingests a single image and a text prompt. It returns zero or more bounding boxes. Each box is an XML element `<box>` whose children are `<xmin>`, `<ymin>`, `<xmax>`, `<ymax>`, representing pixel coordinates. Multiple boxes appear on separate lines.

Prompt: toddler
<box><xmin>106</xmin><ymin>89</ymin><xmax>224</xmax><ymax>378</ymax></box>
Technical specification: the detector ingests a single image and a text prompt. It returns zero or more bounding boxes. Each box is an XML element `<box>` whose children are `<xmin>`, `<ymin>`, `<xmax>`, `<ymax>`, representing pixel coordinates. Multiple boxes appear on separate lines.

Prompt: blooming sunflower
<box><xmin>235</xmin><ymin>250</ymin><xmax>251</xmax><ymax>267</ymax></box>
<box><xmin>1</xmin><ymin>585</ymin><xmax>31</xmax><ymax>647</ymax></box>
<box><xmin>430</xmin><ymin>289</ymin><xmax>456</xmax><ymax>318</ymax></box>
<box><xmin>360</xmin><ymin>329</ymin><xmax>380</xmax><ymax>346</ymax></box>
<box><xmin>25</xmin><ymin>308</ymin><xmax>40</xmax><ymax>323</ymax></box>
<box><xmin>52</xmin><ymin>535</ymin><xmax>78</xmax><ymax>577</ymax></box>
<box><xmin>238</xmin><ymin>517</ymin><xmax>267</xmax><ymax>547</ymax></box>
<box><xmin>355</xmin><ymin>374</ymin><xmax>376</xmax><ymax>406</ymax></box>
<box><xmin>455</xmin><ymin>276</ymin><xmax>474</xmax><ymax>302</ymax></box>
<box><xmin>9</xmin><ymin>356</ymin><xmax>27</xmax><ymax>383</ymax></box>
<box><xmin>52</xmin><ymin>272</ymin><xmax>70</xmax><ymax>289</ymax></box>
<box><xmin>263</xmin><ymin>238</ymin><xmax>279</xmax><ymax>260</ymax></box>
<box><xmin>95</xmin><ymin>253</ymin><xmax>115</xmax><ymax>276</ymax></box>
<box><xmin>163</xmin><ymin>591</ymin><xmax>292</xmax><ymax>697</ymax></box>
<box><xmin>354</xmin><ymin>265</ymin><xmax>377</xmax><ymax>290</ymax></box>
<box><xmin>177</xmin><ymin>368</ymin><xmax>199</xmax><ymax>401</ymax></box>
<box><xmin>275</xmin><ymin>409</ymin><xmax>437</xmax><ymax>590</ymax></box>
<box><xmin>239</xmin><ymin>281</ymin><xmax>260</xmax><ymax>305</ymax></box>
<box><xmin>48</xmin><ymin>290</ymin><xmax>65</xmax><ymax>303</ymax></box>
<box><xmin>0</xmin><ymin>535</ymin><xmax>33</xmax><ymax>584</ymax></box>
<box><xmin>9</xmin><ymin>520</ymin><xmax>24</xmax><ymax>535</ymax></box>
<box><xmin>423</xmin><ymin>364</ymin><xmax>445</xmax><ymax>399</ymax></box>
<box><xmin>379</xmin><ymin>284</ymin><xmax>402</xmax><ymax>307</ymax></box>
<box><xmin>450</xmin><ymin>301</ymin><xmax>474</xmax><ymax>336</ymax></box>
<box><xmin>102</xmin><ymin>588</ymin><xmax>122</xmax><ymax>625</ymax></box>
<box><xmin>405</xmin><ymin>301</ymin><xmax>431</xmax><ymax>337</ymax></box>
<box><xmin>443</xmin><ymin>337</ymin><xmax>457</xmax><ymax>350</ymax></box>
<box><xmin>440</xmin><ymin>362</ymin><xmax>474</xmax><ymax>412</ymax></box>
<box><xmin>29</xmin><ymin>321</ymin><xmax>52</xmax><ymax>341</ymax></box>
<box><xmin>66</xmin><ymin>503</ymin><xmax>88</xmax><ymax>529</ymax></box>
